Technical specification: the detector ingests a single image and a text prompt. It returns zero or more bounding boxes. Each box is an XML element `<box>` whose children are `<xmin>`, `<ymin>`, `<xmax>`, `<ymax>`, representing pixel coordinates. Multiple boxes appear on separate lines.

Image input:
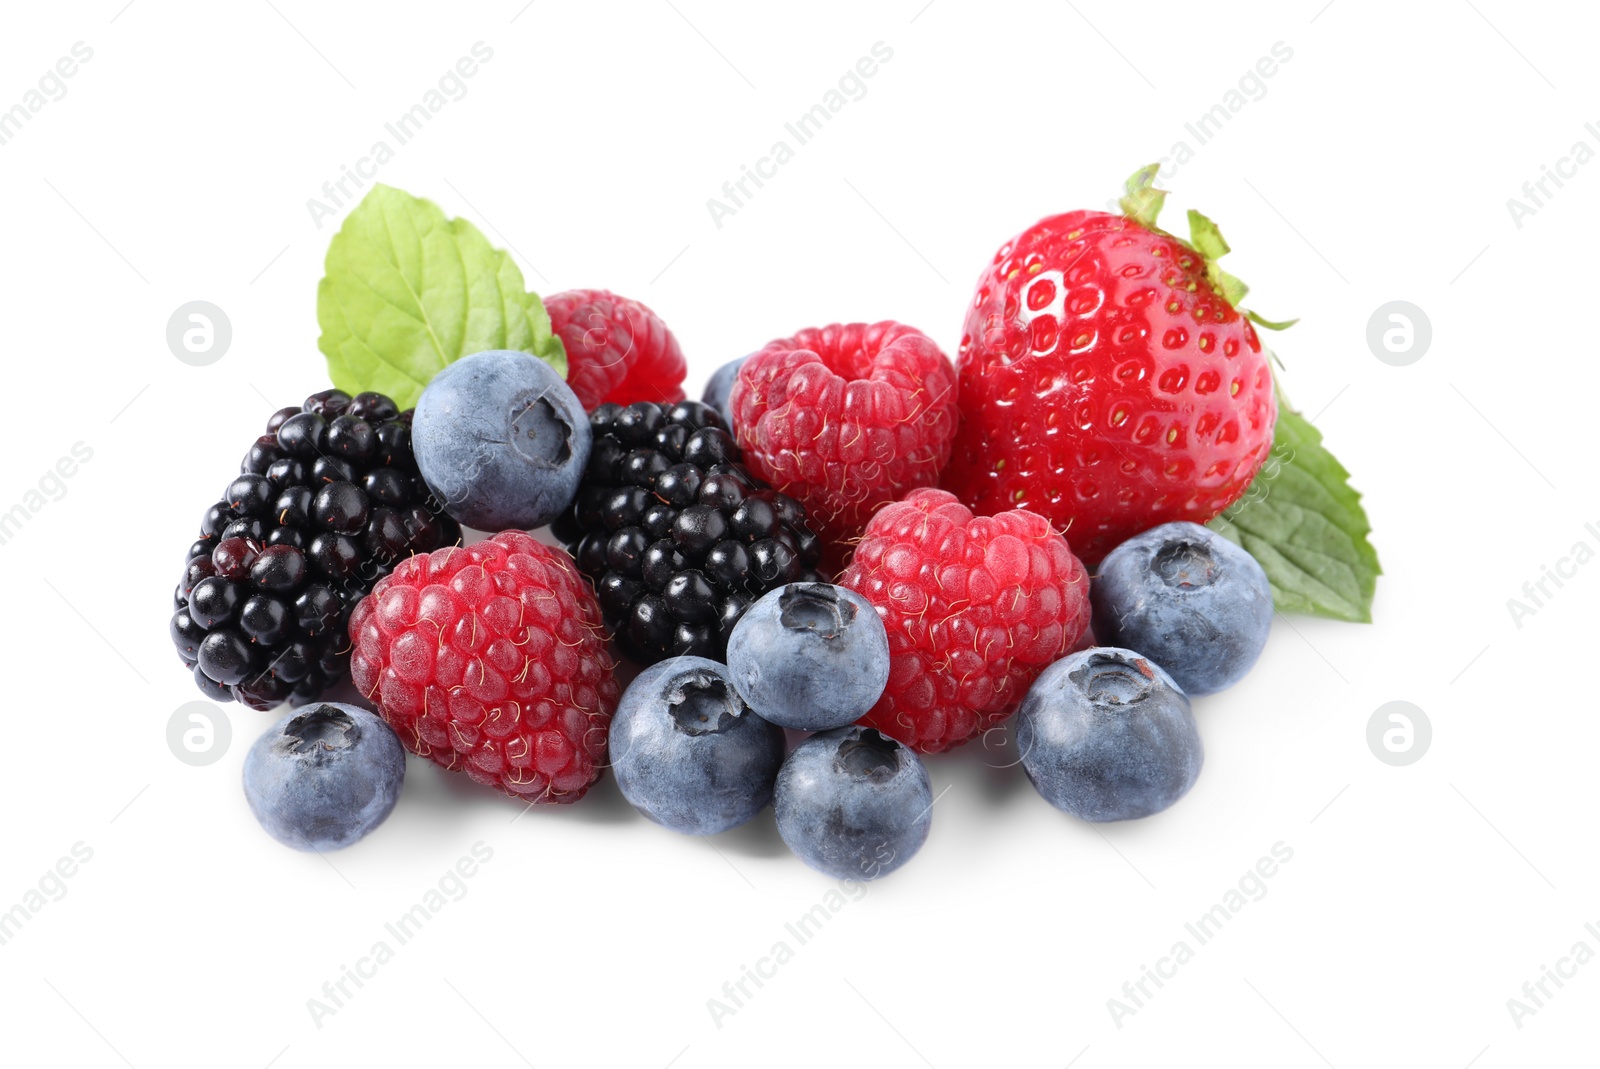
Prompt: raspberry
<box><xmin>552</xmin><ymin>400</ymin><xmax>825</xmax><ymax>665</ymax></box>
<box><xmin>731</xmin><ymin>322</ymin><xmax>959</xmax><ymax>571</ymax></box>
<box><xmin>837</xmin><ymin>489</ymin><xmax>1091</xmax><ymax>753</ymax></box>
<box><xmin>545</xmin><ymin>288</ymin><xmax>687</xmax><ymax>410</ymax></box>
<box><xmin>349</xmin><ymin>531</ymin><xmax>620</xmax><ymax>803</ymax></box>
<box><xmin>171</xmin><ymin>389</ymin><xmax>460</xmax><ymax>709</ymax></box>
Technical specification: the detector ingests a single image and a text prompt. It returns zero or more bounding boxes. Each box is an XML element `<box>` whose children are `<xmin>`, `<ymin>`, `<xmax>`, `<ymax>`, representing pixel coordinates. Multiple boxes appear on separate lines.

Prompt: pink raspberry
<box><xmin>731</xmin><ymin>321</ymin><xmax>959</xmax><ymax>571</ymax></box>
<box><xmin>349</xmin><ymin>531</ymin><xmax>619</xmax><ymax>802</ymax></box>
<box><xmin>838</xmin><ymin>489</ymin><xmax>1092</xmax><ymax>753</ymax></box>
<box><xmin>545</xmin><ymin>288</ymin><xmax>687</xmax><ymax>410</ymax></box>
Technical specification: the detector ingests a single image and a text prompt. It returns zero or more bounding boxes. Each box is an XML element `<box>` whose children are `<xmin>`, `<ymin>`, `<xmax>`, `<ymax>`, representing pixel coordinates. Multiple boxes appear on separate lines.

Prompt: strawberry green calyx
<box><xmin>1118</xmin><ymin>163</ymin><xmax>1167</xmax><ymax>229</ymax></box>
<box><xmin>1117</xmin><ymin>164</ymin><xmax>1295</xmax><ymax>332</ymax></box>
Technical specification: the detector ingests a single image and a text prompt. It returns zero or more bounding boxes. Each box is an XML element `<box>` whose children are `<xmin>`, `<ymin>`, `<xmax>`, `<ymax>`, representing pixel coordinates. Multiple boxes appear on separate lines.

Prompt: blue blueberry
<box><xmin>1091</xmin><ymin>521</ymin><xmax>1272</xmax><ymax>696</ymax></box>
<box><xmin>700</xmin><ymin>355</ymin><xmax>749</xmax><ymax>431</ymax></box>
<box><xmin>412</xmin><ymin>349</ymin><xmax>591</xmax><ymax>532</ymax></box>
<box><xmin>725</xmin><ymin>583</ymin><xmax>889</xmax><ymax>731</ymax></box>
<box><xmin>242</xmin><ymin>703</ymin><xmax>406</xmax><ymax>851</ymax></box>
<box><xmin>1015</xmin><ymin>648</ymin><xmax>1202</xmax><ymax>822</ymax></box>
<box><xmin>774</xmin><ymin>726</ymin><xmax>931</xmax><ymax>880</ymax></box>
<box><xmin>610</xmin><ymin>656</ymin><xmax>785</xmax><ymax>835</ymax></box>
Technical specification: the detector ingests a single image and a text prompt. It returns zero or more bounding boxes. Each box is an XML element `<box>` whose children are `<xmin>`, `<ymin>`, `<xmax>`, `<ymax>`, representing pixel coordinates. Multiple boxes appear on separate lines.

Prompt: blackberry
<box><xmin>556</xmin><ymin>400</ymin><xmax>824</xmax><ymax>664</ymax></box>
<box><xmin>170</xmin><ymin>388</ymin><xmax>461</xmax><ymax>710</ymax></box>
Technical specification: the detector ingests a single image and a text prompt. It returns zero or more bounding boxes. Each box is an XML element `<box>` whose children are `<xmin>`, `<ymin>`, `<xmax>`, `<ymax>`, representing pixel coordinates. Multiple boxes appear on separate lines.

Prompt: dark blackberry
<box><xmin>557</xmin><ymin>400</ymin><xmax>825</xmax><ymax>664</ymax></box>
<box><xmin>169</xmin><ymin>388</ymin><xmax>460</xmax><ymax>710</ymax></box>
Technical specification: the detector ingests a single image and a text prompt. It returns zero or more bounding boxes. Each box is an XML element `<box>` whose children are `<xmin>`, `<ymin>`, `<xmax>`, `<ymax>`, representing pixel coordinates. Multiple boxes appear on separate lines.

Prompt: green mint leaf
<box><xmin>1209</xmin><ymin>408</ymin><xmax>1380</xmax><ymax>622</ymax></box>
<box><xmin>316</xmin><ymin>184</ymin><xmax>564</xmax><ymax>409</ymax></box>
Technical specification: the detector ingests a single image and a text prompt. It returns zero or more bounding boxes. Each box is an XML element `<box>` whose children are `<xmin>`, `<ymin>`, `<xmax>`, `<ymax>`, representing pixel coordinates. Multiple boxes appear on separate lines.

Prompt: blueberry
<box><xmin>774</xmin><ymin>726</ymin><xmax>932</xmax><ymax>881</ymax></box>
<box><xmin>1015</xmin><ymin>648</ymin><xmax>1203</xmax><ymax>822</ymax></box>
<box><xmin>726</xmin><ymin>583</ymin><xmax>889</xmax><ymax>731</ymax></box>
<box><xmin>609</xmin><ymin>657</ymin><xmax>785</xmax><ymax>835</ymax></box>
<box><xmin>242</xmin><ymin>703</ymin><xmax>406</xmax><ymax>851</ymax></box>
<box><xmin>1091</xmin><ymin>522</ymin><xmax>1272</xmax><ymax>696</ymax></box>
<box><xmin>412</xmin><ymin>349</ymin><xmax>591</xmax><ymax>531</ymax></box>
<box><xmin>700</xmin><ymin>355</ymin><xmax>749</xmax><ymax>430</ymax></box>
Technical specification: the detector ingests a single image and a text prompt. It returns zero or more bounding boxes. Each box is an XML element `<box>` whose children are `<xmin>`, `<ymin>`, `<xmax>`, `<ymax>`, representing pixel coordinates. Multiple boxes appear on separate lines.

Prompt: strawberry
<box><xmin>940</xmin><ymin>166</ymin><xmax>1285</xmax><ymax>565</ymax></box>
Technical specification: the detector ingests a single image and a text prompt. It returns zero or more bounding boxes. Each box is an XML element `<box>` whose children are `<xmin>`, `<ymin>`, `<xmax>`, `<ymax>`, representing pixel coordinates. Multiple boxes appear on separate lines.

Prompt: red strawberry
<box><xmin>545</xmin><ymin>289</ymin><xmax>687</xmax><ymax>410</ymax></box>
<box><xmin>941</xmin><ymin>167</ymin><xmax>1283</xmax><ymax>565</ymax></box>
<box><xmin>731</xmin><ymin>321</ymin><xmax>959</xmax><ymax>571</ymax></box>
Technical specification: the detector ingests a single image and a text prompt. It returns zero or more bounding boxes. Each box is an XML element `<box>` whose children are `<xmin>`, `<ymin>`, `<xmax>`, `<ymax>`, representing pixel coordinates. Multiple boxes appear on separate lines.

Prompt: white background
<box><xmin>0</xmin><ymin>1</ymin><xmax>1593</xmax><ymax>1066</ymax></box>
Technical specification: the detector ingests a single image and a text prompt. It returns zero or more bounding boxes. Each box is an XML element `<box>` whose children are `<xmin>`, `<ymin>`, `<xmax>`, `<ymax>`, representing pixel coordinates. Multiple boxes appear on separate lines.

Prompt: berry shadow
<box><xmin>706</xmin><ymin>806</ymin><xmax>789</xmax><ymax>860</ymax></box>
<box><xmin>933</xmin><ymin>724</ymin><xmax>1036</xmax><ymax>810</ymax></box>
<box><xmin>531</xmin><ymin>770</ymin><xmax>639</xmax><ymax>826</ymax></box>
<box><xmin>388</xmin><ymin>754</ymin><xmax>642</xmax><ymax>846</ymax></box>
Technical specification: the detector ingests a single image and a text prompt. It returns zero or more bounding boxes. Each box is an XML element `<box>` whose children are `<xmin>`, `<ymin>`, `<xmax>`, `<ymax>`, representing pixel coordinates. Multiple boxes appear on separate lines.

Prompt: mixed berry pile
<box><xmin>187</xmin><ymin>179</ymin><xmax>1326</xmax><ymax>879</ymax></box>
